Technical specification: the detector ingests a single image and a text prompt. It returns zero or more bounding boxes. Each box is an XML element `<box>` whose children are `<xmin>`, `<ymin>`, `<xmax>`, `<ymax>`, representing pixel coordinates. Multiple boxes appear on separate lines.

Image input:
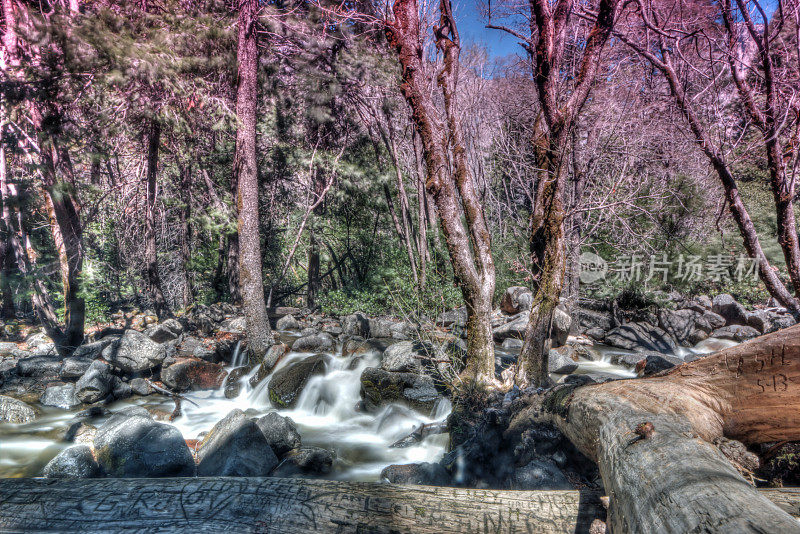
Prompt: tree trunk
<box><xmin>178</xmin><ymin>160</ymin><xmax>194</xmax><ymax>309</ymax></box>
<box><xmin>234</xmin><ymin>0</ymin><xmax>271</xmax><ymax>359</ymax></box>
<box><xmin>540</xmin><ymin>324</ymin><xmax>800</xmax><ymax>533</ymax></box>
<box><xmin>144</xmin><ymin>120</ymin><xmax>170</xmax><ymax>319</ymax></box>
<box><xmin>307</xmin><ymin>227</ymin><xmax>320</xmax><ymax>308</ymax></box>
<box><xmin>387</xmin><ymin>0</ymin><xmax>496</xmax><ymax>383</ymax></box>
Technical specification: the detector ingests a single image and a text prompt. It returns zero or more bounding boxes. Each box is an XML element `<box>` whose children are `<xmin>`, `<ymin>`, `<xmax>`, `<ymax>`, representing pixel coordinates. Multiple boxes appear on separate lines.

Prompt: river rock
<box><xmin>75</xmin><ymin>361</ymin><xmax>113</xmax><ymax>404</ymax></box>
<box><xmin>196</xmin><ymin>409</ymin><xmax>278</xmax><ymax>477</ymax></box>
<box><xmin>268</xmin><ymin>354</ymin><xmax>326</xmax><ymax>408</ymax></box>
<box><xmin>712</xmin><ymin>294</ymin><xmax>749</xmax><ymax>326</ymax></box>
<box><xmin>40</xmin><ymin>384</ymin><xmax>80</xmax><ymax>409</ymax></box>
<box><xmin>711</xmin><ymin>325</ymin><xmax>761</xmax><ymax>342</ymax></box>
<box><xmin>635</xmin><ymin>354</ymin><xmax>678</xmax><ymax>376</ymax></box>
<box><xmin>552</xmin><ymin>306</ymin><xmax>571</xmax><ymax>347</ymax></box>
<box><xmin>342</xmin><ymin>337</ymin><xmax>390</xmax><ymax>358</ymax></box>
<box><xmin>276</xmin><ymin>315</ymin><xmax>300</xmax><ymax>331</ymax></box>
<box><xmin>129</xmin><ymin>378</ymin><xmax>152</xmax><ymax>396</ymax></box>
<box><xmin>0</xmin><ymin>395</ymin><xmax>35</xmax><ymax>423</ymax></box>
<box><xmin>16</xmin><ymin>355</ymin><xmax>62</xmax><ymax>377</ymax></box>
<box><xmin>368</xmin><ymin>318</ymin><xmax>394</xmax><ymax>339</ymax></box>
<box><xmin>548</xmin><ymin>347</ymin><xmax>578</xmax><ymax>374</ymax></box>
<box><xmin>502</xmin><ymin>338</ymin><xmax>523</xmax><ymax>350</ymax></box>
<box><xmin>111</xmin><ymin>377</ymin><xmax>132</xmax><ymax>400</ymax></box>
<box><xmin>657</xmin><ymin>309</ymin><xmax>701</xmax><ymax>346</ymax></box>
<box><xmin>360</xmin><ymin>367</ymin><xmax>439</xmax><ymax>413</ymax></box>
<box><xmin>509</xmin><ymin>458</ymin><xmax>572</xmax><ymax>490</ymax></box>
<box><xmin>249</xmin><ymin>343</ymin><xmax>290</xmax><ymax>388</ymax></box>
<box><xmin>342</xmin><ymin>312</ymin><xmax>371</xmax><ymax>337</ymax></box>
<box><xmin>501</xmin><ymin>286</ymin><xmax>533</xmax><ymax>315</ymax></box>
<box><xmin>380</xmin><ymin>341</ymin><xmax>427</xmax><ymax>373</ymax></box>
<box><xmin>43</xmin><ymin>445</ymin><xmax>103</xmax><ymax>478</ymax></box>
<box><xmin>145</xmin><ymin>318</ymin><xmax>184</xmax><ymax>343</ymax></box>
<box><xmin>255</xmin><ymin>412</ymin><xmax>302</xmax><ymax>456</ymax></box>
<box><xmin>436</xmin><ymin>307</ymin><xmax>467</xmax><ymax>328</ymax></box>
<box><xmin>576</xmin><ymin>307</ymin><xmax>613</xmax><ymax>333</ymax></box>
<box><xmin>0</xmin><ymin>341</ymin><xmax>18</xmax><ymax>357</ymax></box>
<box><xmin>273</xmin><ymin>447</ymin><xmax>334</xmax><ymax>477</ymax></box>
<box><xmin>71</xmin><ymin>338</ymin><xmax>116</xmax><ymax>360</ymax></box>
<box><xmin>102</xmin><ymin>329</ymin><xmax>167</xmax><ymax>373</ymax></box>
<box><xmin>492</xmin><ymin>315</ymin><xmax>528</xmax><ymax>341</ymax></box>
<box><xmin>93</xmin><ymin>406</ymin><xmax>195</xmax><ymax>478</ymax></box>
<box><xmin>223</xmin><ymin>366</ymin><xmax>249</xmax><ymax>399</ymax></box>
<box><xmin>292</xmin><ymin>332</ymin><xmax>335</xmax><ymax>353</ymax></box>
<box><xmin>161</xmin><ymin>357</ymin><xmax>227</xmax><ymax>392</ymax></box>
<box><xmin>604</xmin><ymin>322</ymin><xmax>678</xmax><ymax>354</ymax></box>
<box><xmin>380</xmin><ymin>462</ymin><xmax>451</xmax><ymax>486</ymax></box>
<box><xmin>217</xmin><ymin>316</ymin><xmax>246</xmax><ymax>335</ymax></box>
<box><xmin>60</xmin><ymin>356</ymin><xmax>93</xmax><ymax>379</ymax></box>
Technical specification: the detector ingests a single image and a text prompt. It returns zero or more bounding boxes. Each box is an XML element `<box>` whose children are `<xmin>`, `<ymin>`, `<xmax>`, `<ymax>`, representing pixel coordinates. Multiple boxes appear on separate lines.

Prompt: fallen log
<box><xmin>0</xmin><ymin>477</ymin><xmax>606</xmax><ymax>533</ymax></box>
<box><xmin>0</xmin><ymin>477</ymin><xmax>797</xmax><ymax>533</ymax></box>
<box><xmin>540</xmin><ymin>323</ymin><xmax>800</xmax><ymax>533</ymax></box>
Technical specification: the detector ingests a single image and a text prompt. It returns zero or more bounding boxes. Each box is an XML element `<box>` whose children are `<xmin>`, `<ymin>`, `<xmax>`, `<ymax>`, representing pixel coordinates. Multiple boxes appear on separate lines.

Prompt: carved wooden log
<box><xmin>0</xmin><ymin>478</ymin><xmax>797</xmax><ymax>533</ymax></box>
<box><xmin>549</xmin><ymin>324</ymin><xmax>800</xmax><ymax>533</ymax></box>
<box><xmin>0</xmin><ymin>477</ymin><xmax>606</xmax><ymax>533</ymax></box>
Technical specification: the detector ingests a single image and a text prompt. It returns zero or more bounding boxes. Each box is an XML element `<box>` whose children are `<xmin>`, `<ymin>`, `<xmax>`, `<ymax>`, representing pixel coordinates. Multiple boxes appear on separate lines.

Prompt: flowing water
<box><xmin>0</xmin><ymin>333</ymin><xmax>724</xmax><ymax>479</ymax></box>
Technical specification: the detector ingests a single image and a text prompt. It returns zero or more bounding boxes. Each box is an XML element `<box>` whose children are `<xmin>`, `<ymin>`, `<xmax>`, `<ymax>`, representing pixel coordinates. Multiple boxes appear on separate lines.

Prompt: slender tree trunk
<box><xmin>179</xmin><ymin>161</ymin><xmax>194</xmax><ymax>309</ymax></box>
<box><xmin>144</xmin><ymin>120</ymin><xmax>170</xmax><ymax>319</ymax></box>
<box><xmin>0</xmin><ymin>119</ymin><xmax>15</xmax><ymax>319</ymax></box>
<box><xmin>234</xmin><ymin>0</ymin><xmax>271</xmax><ymax>359</ymax></box>
<box><xmin>307</xmin><ymin>228</ymin><xmax>320</xmax><ymax>308</ymax></box>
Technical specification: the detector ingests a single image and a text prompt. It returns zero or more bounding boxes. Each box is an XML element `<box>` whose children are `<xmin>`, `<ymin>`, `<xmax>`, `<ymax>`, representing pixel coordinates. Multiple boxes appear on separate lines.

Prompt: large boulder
<box><xmin>380</xmin><ymin>462</ymin><xmax>451</xmax><ymax>486</ymax></box>
<box><xmin>712</xmin><ymin>294</ymin><xmax>749</xmax><ymax>326</ymax></box>
<box><xmin>102</xmin><ymin>330</ymin><xmax>167</xmax><ymax>373</ymax></box>
<box><xmin>501</xmin><ymin>287</ymin><xmax>533</xmax><ymax>315</ymax></box>
<box><xmin>342</xmin><ymin>312</ymin><xmax>371</xmax><ymax>337</ymax></box>
<box><xmin>272</xmin><ymin>447</ymin><xmax>335</xmax><ymax>477</ymax></box>
<box><xmin>548</xmin><ymin>347</ymin><xmax>578</xmax><ymax>374</ymax></box>
<box><xmin>575</xmin><ymin>307</ymin><xmax>613</xmax><ymax>333</ymax></box>
<box><xmin>161</xmin><ymin>358</ymin><xmax>227</xmax><ymax>392</ymax></box>
<box><xmin>657</xmin><ymin>309</ymin><xmax>701</xmax><ymax>346</ymax></box>
<box><xmin>276</xmin><ymin>315</ymin><xmax>300</xmax><ymax>331</ymax></box>
<box><xmin>291</xmin><ymin>332</ymin><xmax>335</xmax><ymax>353</ymax></box>
<box><xmin>380</xmin><ymin>341</ymin><xmax>429</xmax><ymax>373</ymax></box>
<box><xmin>249</xmin><ymin>343</ymin><xmax>291</xmax><ymax>388</ymax></box>
<box><xmin>552</xmin><ymin>306</ymin><xmax>571</xmax><ymax>347</ymax></box>
<box><xmin>40</xmin><ymin>384</ymin><xmax>80</xmax><ymax>409</ymax></box>
<box><xmin>255</xmin><ymin>412</ymin><xmax>302</xmax><ymax>456</ymax></box>
<box><xmin>267</xmin><ymin>355</ymin><xmax>326</xmax><ymax>408</ymax></box>
<box><xmin>436</xmin><ymin>307</ymin><xmax>468</xmax><ymax>328</ymax></box>
<box><xmin>604</xmin><ymin>322</ymin><xmax>678</xmax><ymax>354</ymax></box>
<box><xmin>71</xmin><ymin>338</ymin><xmax>115</xmax><ymax>360</ymax></box>
<box><xmin>711</xmin><ymin>325</ymin><xmax>761</xmax><ymax>342</ymax></box>
<box><xmin>145</xmin><ymin>318</ymin><xmax>184</xmax><ymax>343</ymax></box>
<box><xmin>509</xmin><ymin>458</ymin><xmax>572</xmax><ymax>490</ymax></box>
<box><xmin>0</xmin><ymin>395</ymin><xmax>35</xmax><ymax>423</ymax></box>
<box><xmin>43</xmin><ymin>445</ymin><xmax>103</xmax><ymax>479</ymax></box>
<box><xmin>93</xmin><ymin>406</ymin><xmax>195</xmax><ymax>478</ymax></box>
<box><xmin>196</xmin><ymin>409</ymin><xmax>278</xmax><ymax>477</ymax></box>
<box><xmin>75</xmin><ymin>361</ymin><xmax>113</xmax><ymax>404</ymax></box>
<box><xmin>16</xmin><ymin>355</ymin><xmax>61</xmax><ymax>377</ymax></box>
<box><xmin>60</xmin><ymin>356</ymin><xmax>93</xmax><ymax>379</ymax></box>
<box><xmin>360</xmin><ymin>367</ymin><xmax>440</xmax><ymax>413</ymax></box>
<box><xmin>492</xmin><ymin>315</ymin><xmax>528</xmax><ymax>341</ymax></box>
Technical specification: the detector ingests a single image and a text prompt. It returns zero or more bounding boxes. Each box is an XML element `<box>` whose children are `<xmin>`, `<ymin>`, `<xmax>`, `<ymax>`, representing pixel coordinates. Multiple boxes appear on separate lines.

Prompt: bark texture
<box><xmin>234</xmin><ymin>0</ymin><xmax>271</xmax><ymax>359</ymax></box>
<box><xmin>144</xmin><ymin>120</ymin><xmax>170</xmax><ymax>319</ymax></box>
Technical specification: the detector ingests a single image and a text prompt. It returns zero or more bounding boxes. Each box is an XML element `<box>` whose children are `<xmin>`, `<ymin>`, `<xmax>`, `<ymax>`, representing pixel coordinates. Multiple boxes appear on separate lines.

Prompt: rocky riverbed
<box><xmin>0</xmin><ymin>289</ymin><xmax>794</xmax><ymax>488</ymax></box>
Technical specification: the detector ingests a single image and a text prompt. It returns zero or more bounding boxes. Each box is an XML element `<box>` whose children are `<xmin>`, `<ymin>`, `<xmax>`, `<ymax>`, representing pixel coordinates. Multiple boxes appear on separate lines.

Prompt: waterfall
<box><xmin>230</xmin><ymin>340</ymin><xmax>244</xmax><ymax>368</ymax></box>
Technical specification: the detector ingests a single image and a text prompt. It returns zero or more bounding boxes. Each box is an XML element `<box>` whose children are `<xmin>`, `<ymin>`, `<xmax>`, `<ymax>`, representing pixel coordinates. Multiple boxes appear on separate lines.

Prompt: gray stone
<box><xmin>268</xmin><ymin>354</ymin><xmax>327</xmax><ymax>408</ymax></box>
<box><xmin>502</xmin><ymin>338</ymin><xmax>523</xmax><ymax>350</ymax></box>
<box><xmin>0</xmin><ymin>395</ymin><xmax>35</xmax><ymax>423</ymax></box>
<box><xmin>712</xmin><ymin>294</ymin><xmax>749</xmax><ymax>326</ymax></box>
<box><xmin>436</xmin><ymin>307</ymin><xmax>468</xmax><ymax>328</ymax></box>
<box><xmin>380</xmin><ymin>462</ymin><xmax>451</xmax><ymax>486</ymax></box>
<box><xmin>129</xmin><ymin>378</ymin><xmax>152</xmax><ymax>396</ymax></box>
<box><xmin>510</xmin><ymin>458</ymin><xmax>572</xmax><ymax>490</ymax></box>
<box><xmin>292</xmin><ymin>332</ymin><xmax>335</xmax><ymax>353</ymax></box>
<box><xmin>492</xmin><ymin>315</ymin><xmax>528</xmax><ymax>341</ymax></box>
<box><xmin>276</xmin><ymin>315</ymin><xmax>300</xmax><ymax>331</ymax></box>
<box><xmin>500</xmin><ymin>286</ymin><xmax>534</xmax><ymax>315</ymax></box>
<box><xmin>658</xmin><ymin>309</ymin><xmax>700</xmax><ymax>346</ymax></box>
<box><xmin>40</xmin><ymin>384</ymin><xmax>80</xmax><ymax>409</ymax></box>
<box><xmin>16</xmin><ymin>355</ymin><xmax>61</xmax><ymax>377</ymax></box>
<box><xmin>604</xmin><ymin>322</ymin><xmax>678</xmax><ymax>354</ymax></box>
<box><xmin>93</xmin><ymin>407</ymin><xmax>195</xmax><ymax>478</ymax></box>
<box><xmin>552</xmin><ymin>307</ymin><xmax>571</xmax><ymax>347</ymax></box>
<box><xmin>161</xmin><ymin>358</ymin><xmax>227</xmax><ymax>392</ymax></box>
<box><xmin>360</xmin><ymin>367</ymin><xmax>440</xmax><ymax>414</ymax></box>
<box><xmin>111</xmin><ymin>377</ymin><xmax>132</xmax><ymax>400</ymax></box>
<box><xmin>255</xmin><ymin>412</ymin><xmax>302</xmax><ymax>457</ymax></box>
<box><xmin>43</xmin><ymin>445</ymin><xmax>102</xmax><ymax>478</ymax></box>
<box><xmin>390</xmin><ymin>321</ymin><xmax>414</xmax><ymax>340</ymax></box>
<box><xmin>368</xmin><ymin>318</ymin><xmax>394</xmax><ymax>339</ymax></box>
<box><xmin>102</xmin><ymin>329</ymin><xmax>167</xmax><ymax>373</ymax></box>
<box><xmin>380</xmin><ymin>341</ymin><xmax>424</xmax><ymax>373</ymax></box>
<box><xmin>71</xmin><ymin>338</ymin><xmax>116</xmax><ymax>359</ymax></box>
<box><xmin>711</xmin><ymin>325</ymin><xmax>761</xmax><ymax>342</ymax></box>
<box><xmin>342</xmin><ymin>312</ymin><xmax>371</xmax><ymax>337</ymax></box>
<box><xmin>0</xmin><ymin>341</ymin><xmax>18</xmax><ymax>356</ymax></box>
<box><xmin>196</xmin><ymin>409</ymin><xmax>278</xmax><ymax>477</ymax></box>
<box><xmin>60</xmin><ymin>356</ymin><xmax>93</xmax><ymax>379</ymax></box>
<box><xmin>75</xmin><ymin>361</ymin><xmax>112</xmax><ymax>404</ymax></box>
<box><xmin>273</xmin><ymin>447</ymin><xmax>335</xmax><ymax>477</ymax></box>
<box><xmin>576</xmin><ymin>307</ymin><xmax>613</xmax><ymax>333</ymax></box>
<box><xmin>145</xmin><ymin>318</ymin><xmax>184</xmax><ymax>343</ymax></box>
<box><xmin>548</xmin><ymin>347</ymin><xmax>578</xmax><ymax>374</ymax></box>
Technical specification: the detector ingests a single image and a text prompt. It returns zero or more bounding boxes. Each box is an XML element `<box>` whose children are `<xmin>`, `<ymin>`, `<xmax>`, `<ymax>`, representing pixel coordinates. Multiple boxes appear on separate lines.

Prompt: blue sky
<box><xmin>454</xmin><ymin>0</ymin><xmax>522</xmax><ymax>59</ymax></box>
